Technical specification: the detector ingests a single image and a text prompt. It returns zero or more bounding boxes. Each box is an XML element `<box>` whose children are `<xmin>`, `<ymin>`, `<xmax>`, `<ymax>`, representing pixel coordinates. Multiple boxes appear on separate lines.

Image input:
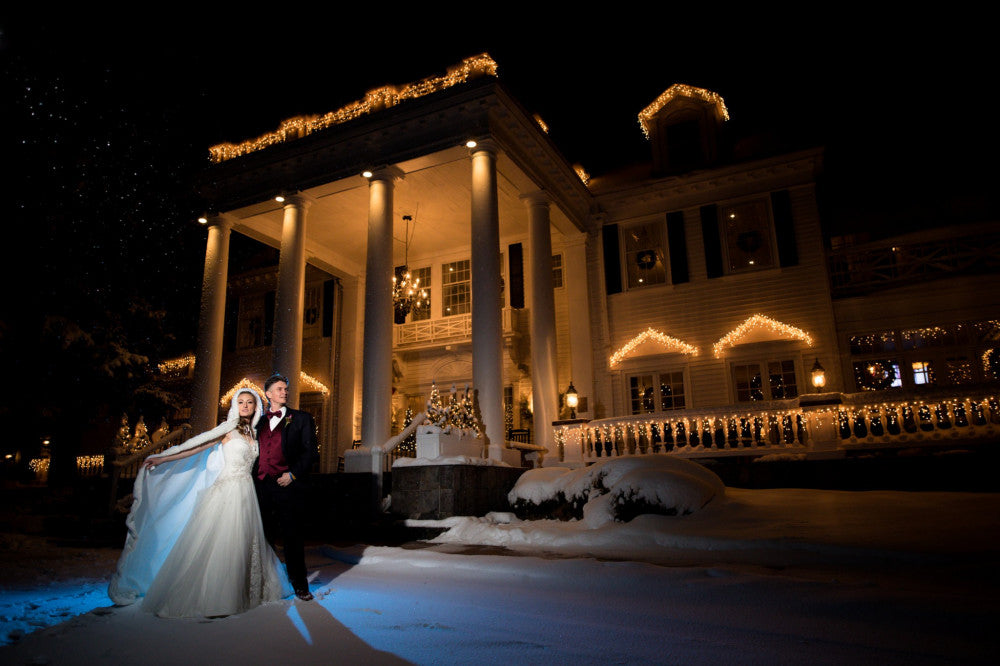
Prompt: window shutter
<box><xmin>602</xmin><ymin>224</ymin><xmax>622</xmax><ymax>295</ymax></box>
<box><xmin>666</xmin><ymin>211</ymin><xmax>689</xmax><ymax>284</ymax></box>
<box><xmin>771</xmin><ymin>190</ymin><xmax>798</xmax><ymax>267</ymax></box>
<box><xmin>322</xmin><ymin>279</ymin><xmax>336</xmax><ymax>337</ymax></box>
<box><xmin>700</xmin><ymin>205</ymin><xmax>723</xmax><ymax>278</ymax></box>
<box><xmin>264</xmin><ymin>290</ymin><xmax>275</xmax><ymax>347</ymax></box>
<box><xmin>508</xmin><ymin>243</ymin><xmax>525</xmax><ymax>309</ymax></box>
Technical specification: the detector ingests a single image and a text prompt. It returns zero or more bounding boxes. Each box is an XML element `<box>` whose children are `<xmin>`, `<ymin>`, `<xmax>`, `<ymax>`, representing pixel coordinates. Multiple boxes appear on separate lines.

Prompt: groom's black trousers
<box><xmin>255</xmin><ymin>476</ymin><xmax>308</xmax><ymax>591</ymax></box>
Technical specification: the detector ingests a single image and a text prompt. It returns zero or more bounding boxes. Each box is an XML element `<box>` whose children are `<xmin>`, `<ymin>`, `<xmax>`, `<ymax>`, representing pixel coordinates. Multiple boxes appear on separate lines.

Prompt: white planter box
<box><xmin>416</xmin><ymin>426</ymin><xmax>484</xmax><ymax>459</ymax></box>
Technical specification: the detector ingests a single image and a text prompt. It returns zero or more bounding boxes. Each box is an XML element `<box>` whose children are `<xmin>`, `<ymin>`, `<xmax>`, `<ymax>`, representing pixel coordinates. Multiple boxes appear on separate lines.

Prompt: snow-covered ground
<box><xmin>3</xmin><ymin>487</ymin><xmax>999</xmax><ymax>664</ymax></box>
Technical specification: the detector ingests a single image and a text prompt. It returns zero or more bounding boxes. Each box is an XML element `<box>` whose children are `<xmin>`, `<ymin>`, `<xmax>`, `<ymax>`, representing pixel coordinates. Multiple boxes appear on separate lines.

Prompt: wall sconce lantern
<box><xmin>810</xmin><ymin>358</ymin><xmax>826</xmax><ymax>391</ymax></box>
<box><xmin>565</xmin><ymin>381</ymin><xmax>579</xmax><ymax>419</ymax></box>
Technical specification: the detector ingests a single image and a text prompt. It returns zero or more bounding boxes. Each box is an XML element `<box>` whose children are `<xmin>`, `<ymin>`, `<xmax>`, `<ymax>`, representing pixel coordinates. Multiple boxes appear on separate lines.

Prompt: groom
<box><xmin>254</xmin><ymin>372</ymin><xmax>317</xmax><ymax>601</ymax></box>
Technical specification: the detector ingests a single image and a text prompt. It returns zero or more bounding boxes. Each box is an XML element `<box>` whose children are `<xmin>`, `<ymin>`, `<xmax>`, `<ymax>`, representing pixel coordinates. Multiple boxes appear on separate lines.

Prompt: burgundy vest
<box><xmin>257</xmin><ymin>417</ymin><xmax>289</xmax><ymax>480</ymax></box>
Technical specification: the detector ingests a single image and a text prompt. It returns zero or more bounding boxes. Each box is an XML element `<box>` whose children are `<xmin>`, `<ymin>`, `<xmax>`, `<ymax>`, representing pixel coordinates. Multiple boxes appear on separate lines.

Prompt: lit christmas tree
<box><xmin>399</xmin><ymin>407</ymin><xmax>416</xmax><ymax>456</ymax></box>
<box><xmin>115</xmin><ymin>414</ymin><xmax>131</xmax><ymax>451</ymax></box>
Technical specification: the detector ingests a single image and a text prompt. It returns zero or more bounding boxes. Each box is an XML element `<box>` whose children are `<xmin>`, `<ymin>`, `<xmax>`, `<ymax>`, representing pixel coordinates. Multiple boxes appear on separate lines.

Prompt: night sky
<box><xmin>2</xmin><ymin>13</ymin><xmax>996</xmax><ymax>454</ymax></box>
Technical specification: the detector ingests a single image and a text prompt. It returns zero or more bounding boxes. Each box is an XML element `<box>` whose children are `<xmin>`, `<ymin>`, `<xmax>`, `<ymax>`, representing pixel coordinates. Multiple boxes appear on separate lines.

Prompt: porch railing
<box><xmin>559</xmin><ymin>389</ymin><xmax>1000</xmax><ymax>462</ymax></box>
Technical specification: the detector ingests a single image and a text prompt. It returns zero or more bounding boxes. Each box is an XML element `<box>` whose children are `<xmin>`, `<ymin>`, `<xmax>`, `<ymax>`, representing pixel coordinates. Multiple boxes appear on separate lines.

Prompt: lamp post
<box><xmin>811</xmin><ymin>358</ymin><xmax>826</xmax><ymax>392</ymax></box>
<box><xmin>565</xmin><ymin>380</ymin><xmax>579</xmax><ymax>419</ymax></box>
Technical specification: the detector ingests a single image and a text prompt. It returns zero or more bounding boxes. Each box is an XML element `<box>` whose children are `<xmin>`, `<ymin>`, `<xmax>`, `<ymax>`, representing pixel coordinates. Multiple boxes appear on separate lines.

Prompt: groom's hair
<box><xmin>264</xmin><ymin>373</ymin><xmax>289</xmax><ymax>392</ymax></box>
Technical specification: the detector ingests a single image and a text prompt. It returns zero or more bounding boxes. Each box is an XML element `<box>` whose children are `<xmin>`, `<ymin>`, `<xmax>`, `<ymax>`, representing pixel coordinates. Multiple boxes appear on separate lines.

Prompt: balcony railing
<box><xmin>557</xmin><ymin>389</ymin><xmax>1000</xmax><ymax>463</ymax></box>
<box><xmin>829</xmin><ymin>229</ymin><xmax>1000</xmax><ymax>297</ymax></box>
<box><xmin>394</xmin><ymin>308</ymin><xmax>516</xmax><ymax>348</ymax></box>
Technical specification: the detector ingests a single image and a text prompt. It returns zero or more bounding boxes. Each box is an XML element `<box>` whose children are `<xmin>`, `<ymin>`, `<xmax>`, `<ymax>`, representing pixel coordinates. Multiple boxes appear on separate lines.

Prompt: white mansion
<box><xmin>182</xmin><ymin>55</ymin><xmax>1000</xmax><ymax>472</ymax></box>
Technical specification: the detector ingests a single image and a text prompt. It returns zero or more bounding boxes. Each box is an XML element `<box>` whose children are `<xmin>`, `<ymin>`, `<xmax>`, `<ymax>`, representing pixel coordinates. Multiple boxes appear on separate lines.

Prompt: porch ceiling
<box><xmin>226</xmin><ymin>145</ymin><xmax>578</xmax><ymax>278</ymax></box>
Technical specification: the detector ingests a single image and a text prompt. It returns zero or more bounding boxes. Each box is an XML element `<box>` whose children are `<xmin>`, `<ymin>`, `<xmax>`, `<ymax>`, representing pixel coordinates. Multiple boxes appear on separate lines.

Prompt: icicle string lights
<box><xmin>638</xmin><ymin>84</ymin><xmax>730</xmax><ymax>138</ymax></box>
<box><xmin>713</xmin><ymin>314</ymin><xmax>813</xmax><ymax>357</ymax></box>
<box><xmin>609</xmin><ymin>327</ymin><xmax>698</xmax><ymax>367</ymax></box>
<box><xmin>209</xmin><ymin>54</ymin><xmax>499</xmax><ymax>162</ymax></box>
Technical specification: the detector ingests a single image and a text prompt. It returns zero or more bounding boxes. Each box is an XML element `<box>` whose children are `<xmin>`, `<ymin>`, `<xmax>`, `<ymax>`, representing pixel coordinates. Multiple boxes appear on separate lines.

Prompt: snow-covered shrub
<box><xmin>508</xmin><ymin>456</ymin><xmax>724</xmax><ymax>524</ymax></box>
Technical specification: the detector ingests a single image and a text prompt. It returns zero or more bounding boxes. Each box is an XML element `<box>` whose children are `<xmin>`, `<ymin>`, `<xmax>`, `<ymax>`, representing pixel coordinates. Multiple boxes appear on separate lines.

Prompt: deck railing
<box><xmin>558</xmin><ymin>389</ymin><xmax>1000</xmax><ymax>462</ymax></box>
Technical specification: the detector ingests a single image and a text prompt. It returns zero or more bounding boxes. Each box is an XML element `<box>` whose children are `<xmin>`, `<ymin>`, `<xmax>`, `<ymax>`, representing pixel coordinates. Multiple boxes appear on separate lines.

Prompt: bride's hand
<box><xmin>143</xmin><ymin>458</ymin><xmax>159</xmax><ymax>470</ymax></box>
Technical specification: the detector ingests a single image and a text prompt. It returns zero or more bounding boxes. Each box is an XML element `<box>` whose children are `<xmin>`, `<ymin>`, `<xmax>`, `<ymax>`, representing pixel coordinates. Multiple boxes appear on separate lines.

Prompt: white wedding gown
<box><xmin>140</xmin><ymin>433</ymin><xmax>293</xmax><ymax>617</ymax></box>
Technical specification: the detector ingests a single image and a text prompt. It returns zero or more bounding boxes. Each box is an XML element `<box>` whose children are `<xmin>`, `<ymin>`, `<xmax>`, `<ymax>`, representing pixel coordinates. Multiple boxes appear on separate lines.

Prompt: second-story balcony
<box><xmin>393</xmin><ymin>307</ymin><xmax>520</xmax><ymax>350</ymax></box>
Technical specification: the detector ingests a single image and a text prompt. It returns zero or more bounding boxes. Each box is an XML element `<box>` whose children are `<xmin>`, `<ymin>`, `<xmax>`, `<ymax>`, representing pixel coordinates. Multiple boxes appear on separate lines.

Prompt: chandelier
<box><xmin>393</xmin><ymin>215</ymin><xmax>428</xmax><ymax>321</ymax></box>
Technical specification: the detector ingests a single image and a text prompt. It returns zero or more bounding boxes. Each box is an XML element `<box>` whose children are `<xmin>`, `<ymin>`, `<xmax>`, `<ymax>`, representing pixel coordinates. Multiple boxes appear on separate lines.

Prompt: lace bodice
<box><xmin>217</xmin><ymin>433</ymin><xmax>258</xmax><ymax>480</ymax></box>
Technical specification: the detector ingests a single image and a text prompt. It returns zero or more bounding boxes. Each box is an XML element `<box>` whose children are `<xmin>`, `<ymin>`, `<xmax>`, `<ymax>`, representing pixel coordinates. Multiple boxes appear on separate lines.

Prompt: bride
<box><xmin>108</xmin><ymin>388</ymin><xmax>293</xmax><ymax>617</ymax></box>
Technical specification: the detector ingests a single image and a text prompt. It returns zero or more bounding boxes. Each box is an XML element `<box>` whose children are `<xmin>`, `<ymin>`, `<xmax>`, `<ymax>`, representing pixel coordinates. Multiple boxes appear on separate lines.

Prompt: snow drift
<box><xmin>508</xmin><ymin>455</ymin><xmax>724</xmax><ymax>525</ymax></box>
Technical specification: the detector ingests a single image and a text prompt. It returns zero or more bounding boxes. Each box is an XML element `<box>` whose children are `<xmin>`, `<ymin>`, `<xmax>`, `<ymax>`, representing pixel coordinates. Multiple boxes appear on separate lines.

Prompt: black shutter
<box><xmin>771</xmin><ymin>190</ymin><xmax>798</xmax><ymax>267</ymax></box>
<box><xmin>263</xmin><ymin>290</ymin><xmax>275</xmax><ymax>346</ymax></box>
<box><xmin>666</xmin><ymin>211</ymin><xmax>689</xmax><ymax>284</ymax></box>
<box><xmin>224</xmin><ymin>294</ymin><xmax>238</xmax><ymax>352</ymax></box>
<box><xmin>322</xmin><ymin>279</ymin><xmax>336</xmax><ymax>337</ymax></box>
<box><xmin>700</xmin><ymin>205</ymin><xmax>723</xmax><ymax>278</ymax></box>
<box><xmin>602</xmin><ymin>224</ymin><xmax>622</xmax><ymax>295</ymax></box>
<box><xmin>508</xmin><ymin>243</ymin><xmax>525</xmax><ymax>309</ymax></box>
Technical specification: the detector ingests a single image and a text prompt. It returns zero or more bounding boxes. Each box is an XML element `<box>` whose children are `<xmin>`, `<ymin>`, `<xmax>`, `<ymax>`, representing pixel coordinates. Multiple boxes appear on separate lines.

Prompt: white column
<box><xmin>470</xmin><ymin>141</ymin><xmax>504</xmax><ymax>460</ymax></box>
<box><xmin>191</xmin><ymin>214</ymin><xmax>233</xmax><ymax>432</ymax></box>
<box><xmin>271</xmin><ymin>193</ymin><xmax>314</xmax><ymax>408</ymax></box>
<box><xmin>361</xmin><ymin>168</ymin><xmax>402</xmax><ymax>449</ymax></box>
<box><xmin>523</xmin><ymin>191</ymin><xmax>559</xmax><ymax>459</ymax></box>
<box><xmin>563</xmin><ymin>233</ymin><xmax>594</xmax><ymax>419</ymax></box>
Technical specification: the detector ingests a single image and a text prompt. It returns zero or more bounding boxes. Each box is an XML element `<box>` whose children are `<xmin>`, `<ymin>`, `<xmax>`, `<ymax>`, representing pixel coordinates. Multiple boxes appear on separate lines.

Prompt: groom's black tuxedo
<box><xmin>254</xmin><ymin>406</ymin><xmax>317</xmax><ymax>595</ymax></box>
<box><xmin>253</xmin><ymin>407</ymin><xmax>317</xmax><ymax>482</ymax></box>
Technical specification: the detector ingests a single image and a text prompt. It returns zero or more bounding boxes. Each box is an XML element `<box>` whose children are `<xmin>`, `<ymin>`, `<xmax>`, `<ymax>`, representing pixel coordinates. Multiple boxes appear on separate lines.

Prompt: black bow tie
<box><xmin>267</xmin><ymin>410</ymin><xmax>284</xmax><ymax>419</ymax></box>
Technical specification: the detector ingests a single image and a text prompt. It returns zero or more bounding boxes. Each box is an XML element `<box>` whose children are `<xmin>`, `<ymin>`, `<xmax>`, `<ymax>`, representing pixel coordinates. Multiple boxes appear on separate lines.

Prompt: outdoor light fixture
<box><xmin>811</xmin><ymin>358</ymin><xmax>826</xmax><ymax>390</ymax></box>
<box><xmin>465</xmin><ymin>140</ymin><xmax>477</xmax><ymax>148</ymax></box>
<box><xmin>197</xmin><ymin>216</ymin><xmax>208</xmax><ymax>224</ymax></box>
<box><xmin>274</xmin><ymin>195</ymin><xmax>286</xmax><ymax>203</ymax></box>
<box><xmin>392</xmin><ymin>214</ymin><xmax>428</xmax><ymax>321</ymax></box>
<box><xmin>565</xmin><ymin>381</ymin><xmax>579</xmax><ymax>419</ymax></box>
<box><xmin>362</xmin><ymin>170</ymin><xmax>373</xmax><ymax>178</ymax></box>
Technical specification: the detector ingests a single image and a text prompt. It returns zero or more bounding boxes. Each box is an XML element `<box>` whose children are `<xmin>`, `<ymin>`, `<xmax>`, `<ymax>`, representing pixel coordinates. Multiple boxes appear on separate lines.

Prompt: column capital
<box><xmin>205</xmin><ymin>213</ymin><xmax>236</xmax><ymax>229</ymax></box>
<box><xmin>519</xmin><ymin>190</ymin><xmax>551</xmax><ymax>208</ymax></box>
<box><xmin>282</xmin><ymin>192</ymin><xmax>316</xmax><ymax>210</ymax></box>
<box><xmin>468</xmin><ymin>138</ymin><xmax>498</xmax><ymax>157</ymax></box>
<box><xmin>366</xmin><ymin>165</ymin><xmax>405</xmax><ymax>184</ymax></box>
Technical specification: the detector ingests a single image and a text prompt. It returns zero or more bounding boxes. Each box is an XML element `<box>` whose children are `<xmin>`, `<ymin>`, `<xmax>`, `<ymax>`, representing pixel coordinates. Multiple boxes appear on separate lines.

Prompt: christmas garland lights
<box><xmin>712</xmin><ymin>314</ymin><xmax>813</xmax><ymax>357</ymax></box>
<box><xmin>209</xmin><ymin>54</ymin><xmax>499</xmax><ymax>163</ymax></box>
<box><xmin>638</xmin><ymin>84</ymin><xmax>730</xmax><ymax>139</ymax></box>
<box><xmin>609</xmin><ymin>327</ymin><xmax>698</xmax><ymax>367</ymax></box>
<box><xmin>158</xmin><ymin>355</ymin><xmax>195</xmax><ymax>373</ymax></box>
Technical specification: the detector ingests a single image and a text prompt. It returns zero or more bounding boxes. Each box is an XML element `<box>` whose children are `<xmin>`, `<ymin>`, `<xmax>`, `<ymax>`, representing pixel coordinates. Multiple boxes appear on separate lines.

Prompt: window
<box><xmin>552</xmin><ymin>254</ymin><xmax>563</xmax><ymax>288</ymax></box>
<box><xmin>629</xmin><ymin>371</ymin><xmax>686</xmax><ymax>414</ymax></box>
<box><xmin>911</xmin><ymin>361</ymin><xmax>934</xmax><ymax>385</ymax></box>
<box><xmin>622</xmin><ymin>221</ymin><xmax>667</xmax><ymax>289</ymax></box>
<box><xmin>303</xmin><ymin>284</ymin><xmax>322</xmax><ymax>338</ymax></box>
<box><xmin>411</xmin><ymin>266</ymin><xmax>431</xmax><ymax>321</ymax></box>
<box><xmin>849</xmin><ymin>320</ymin><xmax>998</xmax><ymax>388</ymax></box>
<box><xmin>442</xmin><ymin>259</ymin><xmax>471</xmax><ymax>316</ymax></box>
<box><xmin>721</xmin><ymin>199</ymin><xmax>775</xmax><ymax>272</ymax></box>
<box><xmin>733</xmin><ymin>359</ymin><xmax>798</xmax><ymax>402</ymax></box>
<box><xmin>237</xmin><ymin>294</ymin><xmax>265</xmax><ymax>349</ymax></box>
<box><xmin>853</xmin><ymin>360</ymin><xmax>903</xmax><ymax>391</ymax></box>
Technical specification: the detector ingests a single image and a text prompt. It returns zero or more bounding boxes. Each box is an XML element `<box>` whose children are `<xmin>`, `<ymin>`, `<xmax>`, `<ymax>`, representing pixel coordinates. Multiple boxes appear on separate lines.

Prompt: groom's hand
<box><xmin>277</xmin><ymin>472</ymin><xmax>293</xmax><ymax>487</ymax></box>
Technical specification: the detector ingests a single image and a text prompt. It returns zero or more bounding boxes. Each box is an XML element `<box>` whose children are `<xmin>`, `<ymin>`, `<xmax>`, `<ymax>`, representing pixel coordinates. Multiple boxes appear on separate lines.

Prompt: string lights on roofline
<box><xmin>209</xmin><ymin>54</ymin><xmax>499</xmax><ymax>163</ymax></box>
<box><xmin>609</xmin><ymin>327</ymin><xmax>698</xmax><ymax>367</ymax></box>
<box><xmin>638</xmin><ymin>84</ymin><xmax>730</xmax><ymax>139</ymax></box>
<box><xmin>713</xmin><ymin>314</ymin><xmax>813</xmax><ymax>357</ymax></box>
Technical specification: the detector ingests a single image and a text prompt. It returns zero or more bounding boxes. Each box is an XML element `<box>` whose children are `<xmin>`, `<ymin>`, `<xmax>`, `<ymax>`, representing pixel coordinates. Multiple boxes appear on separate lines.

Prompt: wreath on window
<box><xmin>857</xmin><ymin>361</ymin><xmax>897</xmax><ymax>391</ymax></box>
<box><xmin>736</xmin><ymin>230</ymin><xmax>763</xmax><ymax>254</ymax></box>
<box><xmin>636</xmin><ymin>250</ymin><xmax>657</xmax><ymax>270</ymax></box>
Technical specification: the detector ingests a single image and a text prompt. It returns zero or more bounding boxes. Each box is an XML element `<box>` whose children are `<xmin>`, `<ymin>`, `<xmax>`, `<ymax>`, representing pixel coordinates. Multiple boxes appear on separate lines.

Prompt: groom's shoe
<box><xmin>295</xmin><ymin>588</ymin><xmax>314</xmax><ymax>601</ymax></box>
